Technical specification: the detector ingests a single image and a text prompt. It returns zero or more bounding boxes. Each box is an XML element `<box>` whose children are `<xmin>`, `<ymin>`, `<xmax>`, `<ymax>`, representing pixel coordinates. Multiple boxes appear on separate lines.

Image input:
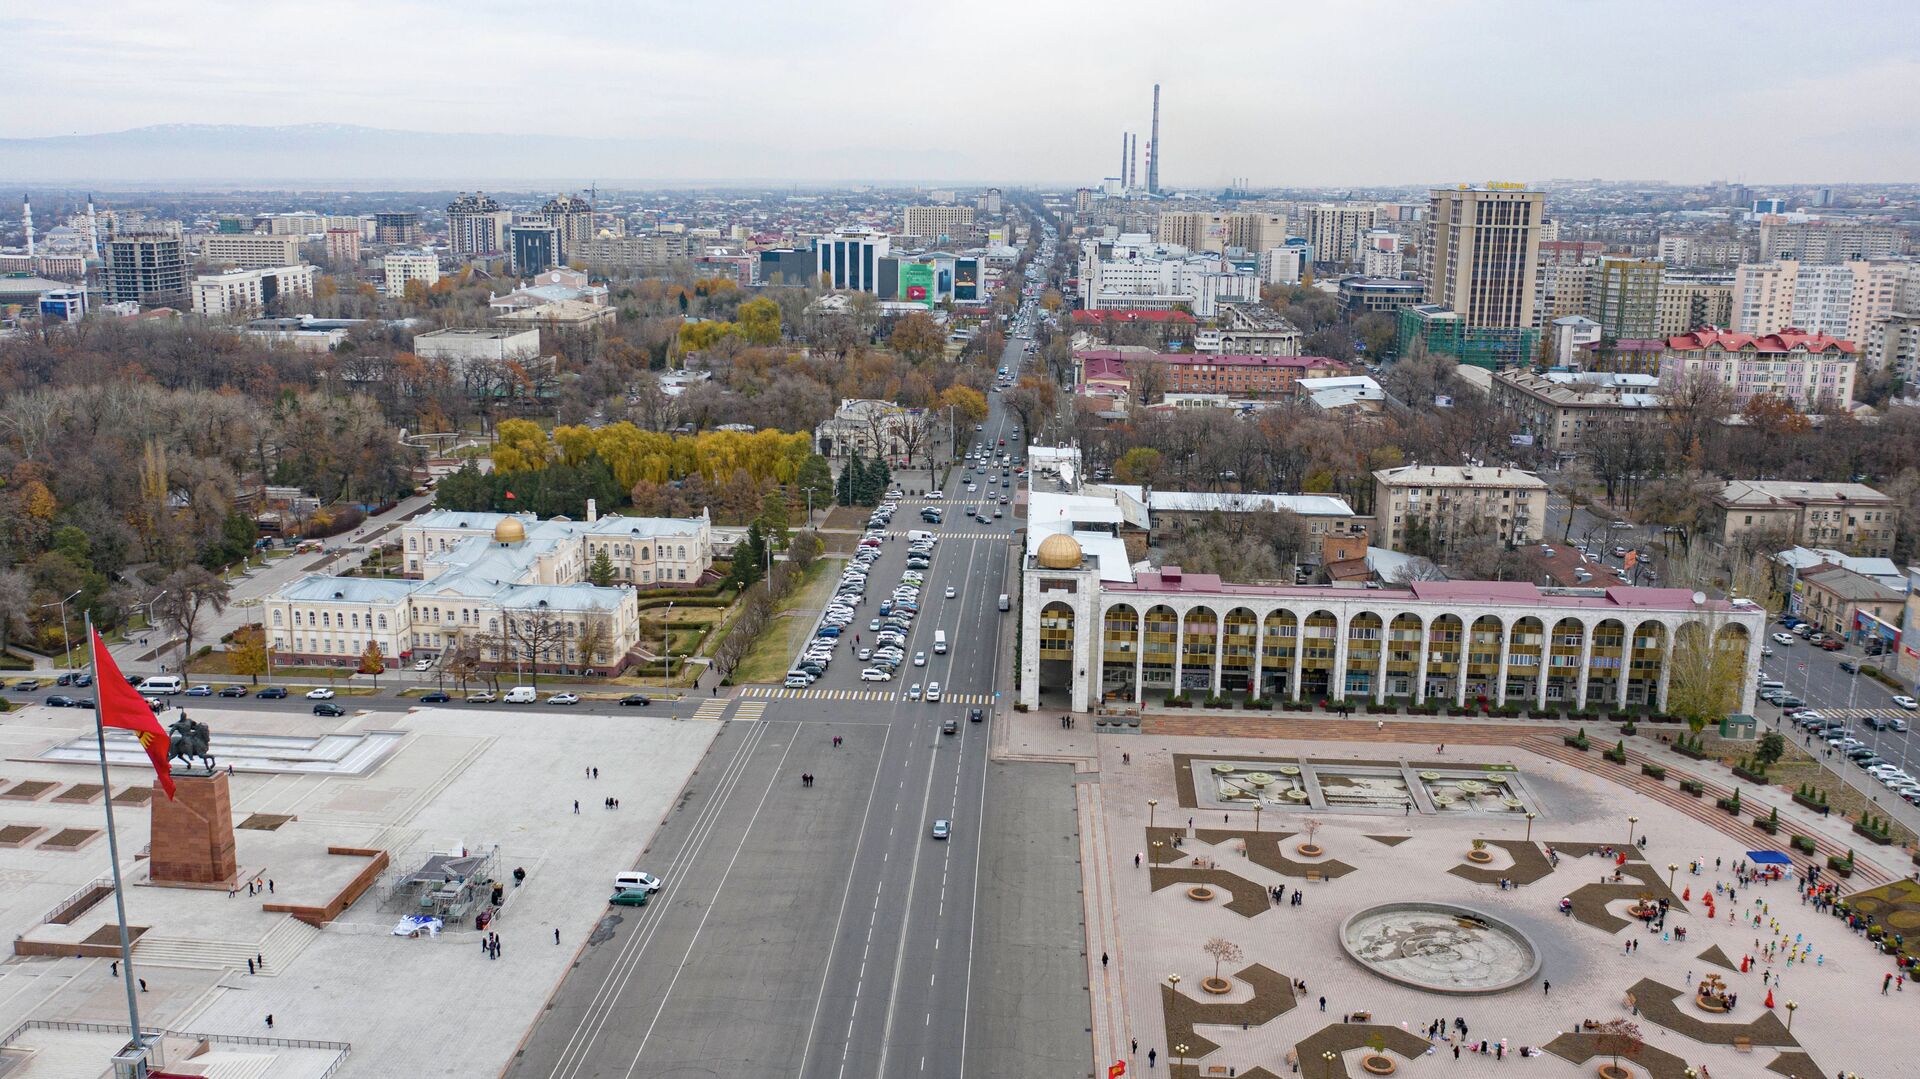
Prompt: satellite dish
<box><xmin>1691</xmin><ymin>591</ymin><xmax>1707</xmax><ymax>606</ymax></box>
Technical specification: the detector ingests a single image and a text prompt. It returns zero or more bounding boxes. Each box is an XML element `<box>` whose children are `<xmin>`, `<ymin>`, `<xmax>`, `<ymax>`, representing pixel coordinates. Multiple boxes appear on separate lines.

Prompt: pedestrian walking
<box><xmin>1148</xmin><ymin>1049</ymin><xmax>1156</xmax><ymax>1068</ymax></box>
<box><xmin>265</xmin><ymin>1015</ymin><xmax>273</xmax><ymax>1029</ymax></box>
<box><xmin>1102</xmin><ymin>952</ymin><xmax>1109</xmax><ymax>968</ymax></box>
<box><xmin>555</xmin><ymin>929</ymin><xmax>561</xmax><ymax>945</ymax></box>
<box><xmin>1135</xmin><ymin>853</ymin><xmax>1141</xmax><ymax>867</ymax></box>
<box><xmin>110</xmin><ymin>960</ymin><xmax>118</xmax><ymax>977</ymax></box>
<box><xmin>1319</xmin><ymin>996</ymin><xmax>1326</xmax><ymax>1011</ymax></box>
<box><xmin>573</xmin><ymin>800</ymin><xmax>579</xmax><ymax>814</ymax></box>
<box><xmin>1132</xmin><ymin>1038</ymin><xmax>1137</xmax><ymax>1055</ymax></box>
<box><xmin>267</xmin><ymin>880</ymin><xmax>274</xmax><ymax>894</ymax></box>
<box><xmin>256</xmin><ymin>953</ymin><xmax>263</xmax><ymax>970</ymax></box>
<box><xmin>138</xmin><ymin>980</ymin><xmax>147</xmax><ymax>993</ymax></box>
<box><xmin>1543</xmin><ymin>980</ymin><xmax>1551</xmax><ymax>995</ymax></box>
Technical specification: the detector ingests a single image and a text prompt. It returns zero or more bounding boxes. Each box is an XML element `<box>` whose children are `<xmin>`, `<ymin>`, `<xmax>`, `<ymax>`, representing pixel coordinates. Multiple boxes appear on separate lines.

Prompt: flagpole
<box><xmin>88</xmin><ymin>616</ymin><xmax>147</xmax><ymax>1054</ymax></box>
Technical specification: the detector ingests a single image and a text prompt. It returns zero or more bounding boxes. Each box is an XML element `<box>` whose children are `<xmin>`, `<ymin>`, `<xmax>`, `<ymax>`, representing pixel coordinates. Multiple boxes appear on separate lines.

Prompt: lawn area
<box><xmin>732</xmin><ymin>558</ymin><xmax>842</xmax><ymax>685</ymax></box>
<box><xmin>632</xmin><ymin>604</ymin><xmax>728</xmax><ymax>683</ymax></box>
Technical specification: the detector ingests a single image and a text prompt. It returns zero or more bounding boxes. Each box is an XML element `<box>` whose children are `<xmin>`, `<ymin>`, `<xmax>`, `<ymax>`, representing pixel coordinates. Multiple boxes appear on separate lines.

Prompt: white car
<box><xmin>1895</xmin><ymin>696</ymin><xmax>1918</xmax><ymax>711</ymax></box>
<box><xmin>926</xmin><ymin>491</ymin><xmax>944</xmax><ymax>500</ymax></box>
<box><xmin>1771</xmin><ymin>633</ymin><xmax>1795</xmax><ymax>646</ymax></box>
<box><xmin>861</xmin><ymin>668</ymin><xmax>893</xmax><ymax>681</ymax></box>
<box><xmin>913</xmin><ymin>651</ymin><xmax>926</xmax><ymax>666</ymax></box>
<box><xmin>413</xmin><ymin>658</ymin><xmax>433</xmax><ymax>671</ymax></box>
<box><xmin>926</xmin><ymin>681</ymin><xmax>942</xmax><ymax>702</ymax></box>
<box><xmin>784</xmin><ymin>675</ymin><xmax>813</xmax><ymax>689</ymax></box>
<box><xmin>857</xmin><ymin>647</ymin><xmax>873</xmax><ymax>660</ymax></box>
<box><xmin>547</xmin><ymin>692</ymin><xmax>581</xmax><ymax>706</ymax></box>
<box><xmin>944</xmin><ymin>586</ymin><xmax>957</xmax><ymax>598</ymax></box>
<box><xmin>305</xmin><ymin>687</ymin><xmax>335</xmax><ymax>700</ymax></box>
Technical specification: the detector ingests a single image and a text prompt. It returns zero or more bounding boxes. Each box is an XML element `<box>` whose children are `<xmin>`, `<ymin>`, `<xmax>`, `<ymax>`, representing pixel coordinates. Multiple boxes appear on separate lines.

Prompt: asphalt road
<box><xmin>508</xmin><ymin>311</ymin><xmax>1086</xmax><ymax>1078</ymax></box>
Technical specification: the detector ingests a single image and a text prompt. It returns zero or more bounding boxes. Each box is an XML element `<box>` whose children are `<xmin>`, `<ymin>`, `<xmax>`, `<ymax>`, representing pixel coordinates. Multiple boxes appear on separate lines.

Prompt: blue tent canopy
<box><xmin>1747</xmin><ymin>850</ymin><xmax>1791</xmax><ymax>865</ymax></box>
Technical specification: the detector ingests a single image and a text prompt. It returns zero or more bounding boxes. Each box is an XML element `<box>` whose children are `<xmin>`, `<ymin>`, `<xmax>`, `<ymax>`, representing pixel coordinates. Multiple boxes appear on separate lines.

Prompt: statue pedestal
<box><xmin>149</xmin><ymin>772</ymin><xmax>237</xmax><ymax>887</ymax></box>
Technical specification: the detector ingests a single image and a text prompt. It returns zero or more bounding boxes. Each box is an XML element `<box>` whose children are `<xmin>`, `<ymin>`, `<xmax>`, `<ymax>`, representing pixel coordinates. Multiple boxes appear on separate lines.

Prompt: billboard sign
<box><xmin>899</xmin><ymin>263</ymin><xmax>934</xmax><ymax>306</ymax></box>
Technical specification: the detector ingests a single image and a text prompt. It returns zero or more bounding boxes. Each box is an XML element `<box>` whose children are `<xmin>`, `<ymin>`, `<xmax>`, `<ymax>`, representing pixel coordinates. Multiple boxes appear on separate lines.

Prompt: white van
<box><xmin>998</xmin><ymin>594</ymin><xmax>1010</xmax><ymax>612</ymax></box>
<box><xmin>1758</xmin><ymin>679</ymin><xmax>1786</xmax><ymax>695</ymax></box>
<box><xmin>934</xmin><ymin>630</ymin><xmax>948</xmax><ymax>655</ymax></box>
<box><xmin>907</xmin><ymin>530</ymin><xmax>937</xmax><ymax>544</ymax></box>
<box><xmin>503</xmin><ymin>686</ymin><xmax>538</xmax><ymax>704</ymax></box>
<box><xmin>137</xmin><ymin>675</ymin><xmax>184</xmax><ymax>695</ymax></box>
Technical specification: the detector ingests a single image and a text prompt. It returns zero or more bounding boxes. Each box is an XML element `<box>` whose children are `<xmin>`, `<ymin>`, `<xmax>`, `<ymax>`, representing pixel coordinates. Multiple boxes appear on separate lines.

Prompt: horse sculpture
<box><xmin>167</xmin><ymin>714</ymin><xmax>216</xmax><ymax>773</ymax></box>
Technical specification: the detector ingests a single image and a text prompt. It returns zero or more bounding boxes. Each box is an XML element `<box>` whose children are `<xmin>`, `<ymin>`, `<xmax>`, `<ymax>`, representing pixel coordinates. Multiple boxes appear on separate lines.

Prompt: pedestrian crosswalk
<box><xmin>690</xmin><ymin>699</ymin><xmax>730</xmax><ymax>722</ymax></box>
<box><xmin>877</xmin><ymin>530</ymin><xmax>1013</xmax><ymax>542</ymax></box>
<box><xmin>1805</xmin><ymin>706</ymin><xmax>1897</xmax><ymax>721</ymax></box>
<box><xmin>737</xmin><ymin>685</ymin><xmax>995</xmax><ymax>705</ymax></box>
<box><xmin>730</xmin><ymin>701</ymin><xmax>767</xmax><ymax>723</ymax></box>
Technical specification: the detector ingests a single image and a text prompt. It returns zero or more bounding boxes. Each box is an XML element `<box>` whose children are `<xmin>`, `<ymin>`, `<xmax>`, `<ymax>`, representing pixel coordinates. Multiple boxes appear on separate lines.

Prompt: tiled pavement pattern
<box><xmin>1555</xmin><ymin>849</ymin><xmax>1688</xmax><ymax>934</ymax></box>
<box><xmin>1364</xmin><ymin>834</ymin><xmax>1411</xmax><ymax>846</ymax></box>
<box><xmin>1159</xmin><ymin>963</ymin><xmax>1298</xmax><ymax>1059</ymax></box>
<box><xmin>1291</xmin><ymin>1023</ymin><xmax>1438</xmax><ymax>1078</ymax></box>
<box><xmin>1147</xmin><ymin>864</ymin><xmax>1273</xmax><ymax>919</ymax></box>
<box><xmin>1766</xmin><ymin>1050</ymin><xmax>1825</xmax><ymax>1077</ymax></box>
<box><xmin>1447</xmin><ymin>838</ymin><xmax>1554</xmax><ymax>886</ymax></box>
<box><xmin>1696</xmin><ymin>944</ymin><xmax>1738</xmax><ymax>971</ymax></box>
<box><xmin>1543</xmin><ymin>1031</ymin><xmax>1697</xmax><ymax>1079</ymax></box>
<box><xmin>1197</xmin><ymin>828</ymin><xmax>1360</xmax><ymax>880</ymax></box>
<box><xmin>1627</xmin><ymin>976</ymin><xmax>1797</xmax><ymax>1047</ymax></box>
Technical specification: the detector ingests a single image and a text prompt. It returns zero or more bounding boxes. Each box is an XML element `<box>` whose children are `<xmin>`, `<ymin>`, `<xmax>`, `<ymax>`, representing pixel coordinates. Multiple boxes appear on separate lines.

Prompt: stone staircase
<box><xmin>134</xmin><ymin>916</ymin><xmax>322</xmax><ymax>975</ymax></box>
<box><xmin>189</xmin><ymin>1053</ymin><xmax>276</xmax><ymax>1079</ymax></box>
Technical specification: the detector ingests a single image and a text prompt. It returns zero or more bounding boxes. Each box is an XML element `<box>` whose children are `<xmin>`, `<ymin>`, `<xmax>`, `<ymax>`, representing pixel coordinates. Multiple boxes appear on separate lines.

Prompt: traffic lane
<box><xmin>601</xmin><ymin>720</ymin><xmax>890</xmax><ymax>1078</ymax></box>
<box><xmin>806</xmin><ymin>704</ymin><xmax>948</xmax><ymax>1079</ymax></box>
<box><xmin>1</xmin><ymin>693</ymin><xmax>711</xmax><ymax>726</ymax></box>
<box><xmin>880</xmin><ymin>696</ymin><xmax>992</xmax><ymax>1076</ymax></box>
<box><xmin>506</xmin><ymin>718</ymin><xmax>798</xmax><ymax>1079</ymax></box>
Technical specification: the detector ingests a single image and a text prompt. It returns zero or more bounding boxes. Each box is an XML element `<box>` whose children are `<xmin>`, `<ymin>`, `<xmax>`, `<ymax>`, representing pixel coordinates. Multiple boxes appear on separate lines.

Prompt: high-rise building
<box><xmin>1359</xmin><ymin>229</ymin><xmax>1404</xmax><ymax>279</ymax></box>
<box><xmin>324</xmin><ymin>227</ymin><xmax>361</xmax><ymax>266</ymax></box>
<box><xmin>192</xmin><ymin>264</ymin><xmax>316</xmax><ymax>318</ymax></box>
<box><xmin>383</xmin><ymin>251</ymin><xmax>441</xmax><ymax>297</ymax></box>
<box><xmin>203</xmin><ymin>232</ymin><xmax>302</xmax><ymax>270</ymax></box>
<box><xmin>510</xmin><ymin>225</ymin><xmax>559</xmax><ymax>277</ymax></box>
<box><xmin>1758</xmin><ymin>217</ymin><xmax>1906</xmax><ymax>262</ymax></box>
<box><xmin>1301</xmin><ymin>204</ymin><xmax>1378</xmax><ymax>268</ymax></box>
<box><xmin>373</xmin><ymin>212</ymin><xmax>422</xmax><ymax>245</ymax></box>
<box><xmin>1655</xmin><ymin>274</ymin><xmax>1735</xmax><ymax>336</ymax></box>
<box><xmin>1425</xmin><ymin>185</ymin><xmax>1546</xmax><ymax>330</ymax></box>
<box><xmin>903</xmin><ymin>205</ymin><xmax>975</xmax><ymax>244</ymax></box>
<box><xmin>540</xmin><ymin>195</ymin><xmax>594</xmax><ymax>264</ymax></box>
<box><xmin>1585</xmin><ymin>257</ymin><xmax>1664</xmax><ymax>339</ymax></box>
<box><xmin>1733</xmin><ymin>260</ymin><xmax>1920</xmax><ymax>341</ymax></box>
<box><xmin>447</xmin><ymin>192</ymin><xmax>514</xmax><ymax>257</ymax></box>
<box><xmin>816</xmin><ymin>227</ymin><xmax>890</xmax><ymax>293</ymax></box>
<box><xmin>104</xmin><ymin>227</ymin><xmax>188</xmax><ymax>308</ymax></box>
<box><xmin>1224</xmin><ymin>212</ymin><xmax>1287</xmax><ymax>254</ymax></box>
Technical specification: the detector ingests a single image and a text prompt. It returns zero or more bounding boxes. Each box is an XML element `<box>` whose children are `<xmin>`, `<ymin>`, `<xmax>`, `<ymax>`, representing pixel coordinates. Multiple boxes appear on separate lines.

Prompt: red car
<box><xmin>1819</xmin><ymin>639</ymin><xmax>1844</xmax><ymax>651</ymax></box>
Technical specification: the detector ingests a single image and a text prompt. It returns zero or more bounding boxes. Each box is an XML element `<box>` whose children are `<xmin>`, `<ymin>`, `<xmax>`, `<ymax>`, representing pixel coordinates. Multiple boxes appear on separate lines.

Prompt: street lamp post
<box><xmin>1147</xmin><ymin>798</ymin><xmax>1159</xmax><ymax>832</ymax></box>
<box><xmin>1668</xmin><ymin>862</ymin><xmax>1680</xmax><ymax>890</ymax></box>
<box><xmin>1525</xmin><ymin>811</ymin><xmax>1537</xmax><ymax>844</ymax></box>
<box><xmin>1785</xmin><ymin>1000</ymin><xmax>1798</xmax><ymax>1031</ymax></box>
<box><xmin>1174</xmin><ymin>1043</ymin><xmax>1190</xmax><ymax>1068</ymax></box>
<box><xmin>42</xmin><ymin>588</ymin><xmax>82</xmax><ymax>673</ymax></box>
<box><xmin>1254</xmin><ymin>803</ymin><xmax>1262</xmax><ymax>833</ymax></box>
<box><xmin>1627</xmin><ymin>815</ymin><xmax>1640</xmax><ymax>847</ymax></box>
<box><xmin>1166</xmin><ymin>974</ymin><xmax>1181</xmax><ymax>995</ymax></box>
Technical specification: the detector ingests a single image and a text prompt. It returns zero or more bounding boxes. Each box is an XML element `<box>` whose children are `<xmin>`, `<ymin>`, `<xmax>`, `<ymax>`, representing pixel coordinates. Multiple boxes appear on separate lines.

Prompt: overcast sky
<box><xmin>5</xmin><ymin>0</ymin><xmax>1917</xmax><ymax>186</ymax></box>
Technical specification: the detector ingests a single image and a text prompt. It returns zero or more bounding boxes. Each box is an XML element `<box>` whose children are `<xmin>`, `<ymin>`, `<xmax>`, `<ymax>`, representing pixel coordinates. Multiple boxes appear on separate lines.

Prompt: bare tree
<box><xmin>1202</xmin><ymin>937</ymin><xmax>1244</xmax><ymax>984</ymax></box>
<box><xmin>575</xmin><ymin>613</ymin><xmax>615</xmax><ymax>674</ymax></box>
<box><xmin>152</xmin><ymin>567</ymin><xmax>231</xmax><ymax>680</ymax></box>
<box><xmin>502</xmin><ymin>605</ymin><xmax>568</xmax><ymax>687</ymax></box>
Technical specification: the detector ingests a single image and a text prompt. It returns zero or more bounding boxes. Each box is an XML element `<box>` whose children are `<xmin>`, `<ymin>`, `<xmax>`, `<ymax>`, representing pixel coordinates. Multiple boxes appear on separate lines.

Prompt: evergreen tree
<box><xmin>588</xmin><ymin>547</ymin><xmax>617</xmax><ymax>586</ymax></box>
<box><xmin>836</xmin><ymin>453</ymin><xmax>862</xmax><ymax>506</ymax></box>
<box><xmin>758</xmin><ymin>490</ymin><xmax>792</xmax><ymax>549</ymax></box>
<box><xmin>734</xmin><ymin>521</ymin><xmax>768</xmax><ymax>588</ymax></box>
<box><xmin>870</xmin><ymin>458</ymin><xmax>892</xmax><ymax>501</ymax></box>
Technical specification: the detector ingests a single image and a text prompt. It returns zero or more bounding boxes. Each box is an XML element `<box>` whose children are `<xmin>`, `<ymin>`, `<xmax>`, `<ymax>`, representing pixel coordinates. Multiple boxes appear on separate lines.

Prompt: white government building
<box><xmin>1019</xmin><ymin>489</ymin><xmax>1764</xmax><ymax>715</ymax></box>
<box><xmin>263</xmin><ymin>509</ymin><xmax>713</xmax><ymax>673</ymax></box>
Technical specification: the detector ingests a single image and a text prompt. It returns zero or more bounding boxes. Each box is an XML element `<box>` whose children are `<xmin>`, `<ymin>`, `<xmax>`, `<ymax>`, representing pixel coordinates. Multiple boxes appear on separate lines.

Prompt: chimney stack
<box><xmin>1148</xmin><ymin>83</ymin><xmax>1161</xmax><ymax>195</ymax></box>
<box><xmin>586</xmin><ymin>498</ymin><xmax>598</xmax><ymax>523</ymax></box>
<box><xmin>21</xmin><ymin>197</ymin><xmax>33</xmax><ymax>258</ymax></box>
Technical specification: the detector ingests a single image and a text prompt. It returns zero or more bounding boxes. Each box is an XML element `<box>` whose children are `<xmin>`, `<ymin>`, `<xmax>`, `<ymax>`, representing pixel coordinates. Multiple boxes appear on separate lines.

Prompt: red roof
<box><xmin>1072</xmin><ymin>309</ymin><xmax>1197</xmax><ymax>325</ymax></box>
<box><xmin>1665</xmin><ymin>328</ymin><xmax>1856</xmax><ymax>355</ymax></box>
<box><xmin>1076</xmin><ymin>349</ymin><xmax>1348</xmax><ymax>372</ymax></box>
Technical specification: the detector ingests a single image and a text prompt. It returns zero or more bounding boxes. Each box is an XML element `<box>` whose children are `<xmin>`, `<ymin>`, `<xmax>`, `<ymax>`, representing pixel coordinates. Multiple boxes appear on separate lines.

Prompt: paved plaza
<box><xmin>0</xmin><ymin>699</ymin><xmax>717</xmax><ymax>1076</ymax></box>
<box><xmin>1049</xmin><ymin>712</ymin><xmax>1920</xmax><ymax>1079</ymax></box>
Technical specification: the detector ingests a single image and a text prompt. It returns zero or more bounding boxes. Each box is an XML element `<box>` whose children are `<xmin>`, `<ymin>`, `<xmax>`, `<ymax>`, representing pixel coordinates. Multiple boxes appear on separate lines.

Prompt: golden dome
<box><xmin>1036</xmin><ymin>532</ymin><xmax>1083</xmax><ymax>569</ymax></box>
<box><xmin>493</xmin><ymin>516</ymin><xmax>527</xmax><ymax>544</ymax></box>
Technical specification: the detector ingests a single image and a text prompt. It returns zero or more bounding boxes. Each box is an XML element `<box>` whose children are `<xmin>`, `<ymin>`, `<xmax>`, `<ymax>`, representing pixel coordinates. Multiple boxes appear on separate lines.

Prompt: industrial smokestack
<box><xmin>22</xmin><ymin>196</ymin><xmax>33</xmax><ymax>258</ymax></box>
<box><xmin>1119</xmin><ymin>132</ymin><xmax>1128</xmax><ymax>188</ymax></box>
<box><xmin>1148</xmin><ymin>84</ymin><xmax>1161</xmax><ymax>195</ymax></box>
<box><xmin>1126</xmin><ymin>134</ymin><xmax>1136</xmax><ymax>190</ymax></box>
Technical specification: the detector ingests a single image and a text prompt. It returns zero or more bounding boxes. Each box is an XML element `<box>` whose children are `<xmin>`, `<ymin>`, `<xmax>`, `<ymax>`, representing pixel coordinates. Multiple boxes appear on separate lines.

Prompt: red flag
<box><xmin>504</xmin><ymin>490</ymin><xmax>516</xmax><ymax>500</ymax></box>
<box><xmin>91</xmin><ymin>629</ymin><xmax>174</xmax><ymax>799</ymax></box>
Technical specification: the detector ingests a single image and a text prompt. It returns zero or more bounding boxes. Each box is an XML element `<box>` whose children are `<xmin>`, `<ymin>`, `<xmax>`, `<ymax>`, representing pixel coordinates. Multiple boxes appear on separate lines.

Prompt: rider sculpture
<box><xmin>167</xmin><ymin>713</ymin><xmax>216</xmax><ymax>773</ymax></box>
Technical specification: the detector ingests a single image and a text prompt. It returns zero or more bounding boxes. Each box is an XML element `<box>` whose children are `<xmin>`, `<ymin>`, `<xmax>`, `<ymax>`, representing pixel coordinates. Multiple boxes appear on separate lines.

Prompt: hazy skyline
<box><xmin>4</xmin><ymin>0</ymin><xmax>1918</xmax><ymax>186</ymax></box>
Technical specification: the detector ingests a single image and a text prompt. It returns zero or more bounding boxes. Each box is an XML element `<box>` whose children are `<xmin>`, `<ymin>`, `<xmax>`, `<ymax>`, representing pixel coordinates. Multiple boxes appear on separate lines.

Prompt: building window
<box><xmin>273</xmin><ymin>610</ymin><xmax>283</xmax><ymax>626</ymax></box>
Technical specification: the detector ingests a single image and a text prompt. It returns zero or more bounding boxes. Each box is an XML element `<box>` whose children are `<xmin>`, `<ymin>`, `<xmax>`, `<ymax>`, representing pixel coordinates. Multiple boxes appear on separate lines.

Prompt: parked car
<box><xmin>305</xmin><ymin>687</ymin><xmax>335</xmax><ymax>700</ymax></box>
<box><xmin>466</xmin><ymin>691</ymin><xmax>497</xmax><ymax>703</ymax></box>
<box><xmin>619</xmin><ymin>694</ymin><xmax>653</xmax><ymax>707</ymax></box>
<box><xmin>420</xmin><ymin>691</ymin><xmax>452</xmax><ymax>703</ymax></box>
<box><xmin>256</xmin><ymin>687</ymin><xmax>288</xmax><ymax>699</ymax></box>
<box><xmin>185</xmin><ymin>684</ymin><xmax>212</xmax><ymax>697</ymax></box>
<box><xmin>609</xmin><ymin>888</ymin><xmax>651</xmax><ymax>907</ymax></box>
<box><xmin>218</xmin><ymin>685</ymin><xmax>248</xmax><ymax>697</ymax></box>
<box><xmin>45</xmin><ymin>694</ymin><xmax>79</xmax><ymax>708</ymax></box>
<box><xmin>1820</xmin><ymin>639</ymin><xmax>1845</xmax><ymax>652</ymax></box>
<box><xmin>547</xmin><ymin>693</ymin><xmax>581</xmax><ymax>706</ymax></box>
<box><xmin>313</xmin><ymin>702</ymin><xmax>346</xmax><ymax>717</ymax></box>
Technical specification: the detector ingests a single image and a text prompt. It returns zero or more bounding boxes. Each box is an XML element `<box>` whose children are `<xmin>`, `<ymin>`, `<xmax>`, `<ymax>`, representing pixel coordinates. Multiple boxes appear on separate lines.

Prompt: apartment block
<box><xmin>1373</xmin><ymin>464</ymin><xmax>1548</xmax><ymax>553</ymax></box>
<box><xmin>1655</xmin><ymin>274</ymin><xmax>1734</xmax><ymax>336</ymax></box>
<box><xmin>1715</xmin><ymin>480</ymin><xmax>1896</xmax><ymax>556</ymax></box>
<box><xmin>1659</xmin><ymin>328</ymin><xmax>1857</xmax><ymax>410</ymax></box>
<box><xmin>1426</xmin><ymin>186</ymin><xmax>1546</xmax><ymax>330</ymax></box>
<box><xmin>382</xmin><ymin>251</ymin><xmax>441</xmax><ymax>297</ymax></box>
<box><xmin>191</xmin><ymin>264</ymin><xmax>316</xmax><ymax>319</ymax></box>
<box><xmin>202</xmin><ymin>232</ymin><xmax>303</xmax><ymax>270</ymax></box>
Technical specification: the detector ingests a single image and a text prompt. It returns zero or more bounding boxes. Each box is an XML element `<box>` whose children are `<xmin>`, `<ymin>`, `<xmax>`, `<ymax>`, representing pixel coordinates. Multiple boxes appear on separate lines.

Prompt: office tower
<box><xmin>541</xmin><ymin>194</ymin><xmax>595</xmax><ymax>264</ymax></box>
<box><xmin>105</xmin><ymin>227</ymin><xmax>189</xmax><ymax>307</ymax></box>
<box><xmin>815</xmin><ymin>226</ymin><xmax>890</xmax><ymax>293</ymax></box>
<box><xmin>447</xmin><ymin>192</ymin><xmax>514</xmax><ymax>257</ymax></box>
<box><xmin>1424</xmin><ymin>185</ymin><xmax>1547</xmax><ymax>329</ymax></box>
<box><xmin>904</xmin><ymin>205</ymin><xmax>975</xmax><ymax>244</ymax></box>
<box><xmin>373</xmin><ymin>212</ymin><xmax>422</xmax><ymax>245</ymax></box>
<box><xmin>1147</xmin><ymin>84</ymin><xmax>1161</xmax><ymax>195</ymax></box>
<box><xmin>510</xmin><ymin>225</ymin><xmax>559</xmax><ymax>277</ymax></box>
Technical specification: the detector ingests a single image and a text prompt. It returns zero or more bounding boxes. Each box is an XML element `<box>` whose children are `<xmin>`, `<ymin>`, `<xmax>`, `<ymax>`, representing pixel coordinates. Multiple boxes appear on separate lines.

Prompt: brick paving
<box><xmin>1543</xmin><ymin>1030</ymin><xmax>1697</xmax><ymax>1078</ymax></box>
